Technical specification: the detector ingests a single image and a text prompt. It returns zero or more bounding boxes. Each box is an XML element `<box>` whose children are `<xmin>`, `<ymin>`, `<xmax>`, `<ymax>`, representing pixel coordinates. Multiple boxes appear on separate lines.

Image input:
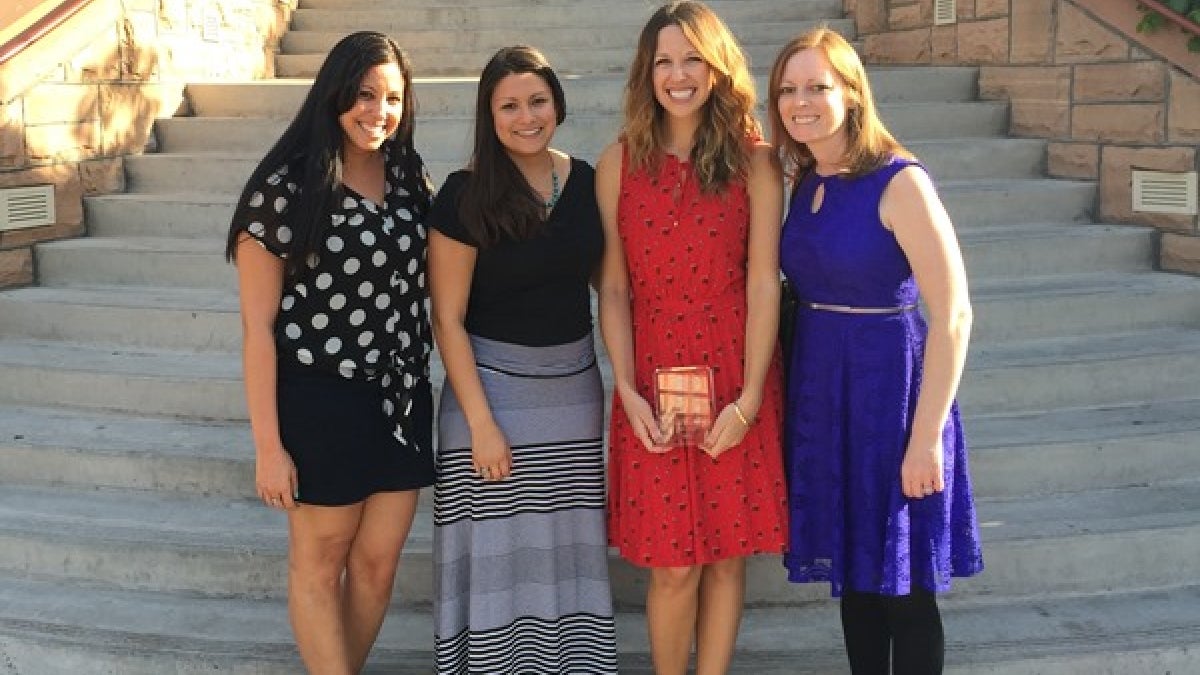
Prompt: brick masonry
<box><xmin>0</xmin><ymin>247</ymin><xmax>32</xmax><ymax>288</ymax></box>
<box><xmin>0</xmin><ymin>0</ymin><xmax>295</xmax><ymax>288</ymax></box>
<box><xmin>848</xmin><ymin>0</ymin><xmax>1200</xmax><ymax>275</ymax></box>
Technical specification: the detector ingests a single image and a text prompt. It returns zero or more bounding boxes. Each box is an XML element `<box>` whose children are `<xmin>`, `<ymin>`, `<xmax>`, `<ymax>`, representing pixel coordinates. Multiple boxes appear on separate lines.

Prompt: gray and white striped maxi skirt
<box><xmin>433</xmin><ymin>333</ymin><xmax>618</xmax><ymax>674</ymax></box>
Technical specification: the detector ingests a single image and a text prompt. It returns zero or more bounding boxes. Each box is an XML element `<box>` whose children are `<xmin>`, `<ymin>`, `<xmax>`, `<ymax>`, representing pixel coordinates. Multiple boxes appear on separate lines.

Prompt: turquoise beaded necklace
<box><xmin>544</xmin><ymin>159</ymin><xmax>561</xmax><ymax>211</ymax></box>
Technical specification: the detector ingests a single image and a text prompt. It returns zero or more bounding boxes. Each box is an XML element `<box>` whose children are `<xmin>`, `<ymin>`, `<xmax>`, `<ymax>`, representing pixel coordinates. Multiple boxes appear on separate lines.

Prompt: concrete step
<box><xmin>84</xmin><ymin>192</ymin><xmax>235</xmax><ymax>239</ymax></box>
<box><xmin>36</xmin><ymin>221</ymin><xmax>1153</xmax><ymax>292</ymax></box>
<box><xmin>0</xmin><ymin>405</ymin><xmax>426</xmax><ymax>513</ymax></box>
<box><xmin>960</xmin><ymin>222</ymin><xmax>1155</xmax><ymax>279</ymax></box>
<box><xmin>963</xmin><ymin>328</ymin><xmax>1200</xmax><ymax>415</ymax></box>
<box><xmin>280</xmin><ymin>20</ymin><xmax>843</xmax><ymax>55</ymax></box>
<box><xmin>8</xmin><ymin>251</ymin><xmax>1192</xmax><ymax>357</ymax></box>
<box><xmin>182</xmin><ymin>68</ymin><xmax>981</xmax><ymax>120</ymax></box>
<box><xmin>288</xmin><ymin>0</ymin><xmax>844</xmax><ymax>32</ymax></box>
<box><xmin>0</xmin><ymin>286</ymin><xmax>240</xmax><ymax>352</ymax></box>
<box><xmin>1</xmin><ymin>576</ymin><xmax>1197</xmax><ymax>674</ymax></box>
<box><xmin>0</xmin><ymin>337</ymin><xmax>449</xmax><ymax>421</ymax></box>
<box><xmin>34</xmin><ymin>236</ymin><xmax>232</xmax><ymax>289</ymax></box>
<box><xmin>78</xmin><ymin>180</ymin><xmax>1089</xmax><ymax>268</ymax></box>
<box><xmin>133</xmin><ymin>103</ymin><xmax>1009</xmax><ymax>193</ymax></box>
<box><xmin>17</xmin><ymin>264</ymin><xmax>1197</xmax><ymax>353</ymax></box>
<box><xmin>156</xmin><ymin>112</ymin><xmax>1037</xmax><ymax>179</ymax></box>
<box><xmin>1</xmin><ymin>480</ymin><xmax>1198</xmax><ymax>604</ymax></box>
<box><xmin>0</xmin><ymin>405</ymin><xmax>254</xmax><ymax>497</ymax></box>
<box><xmin>4</xmin><ymin>393</ymin><xmax>1197</xmax><ymax>502</ymax></box>
<box><xmin>124</xmin><ymin>153</ymin><xmax>258</xmax><ymax>194</ymax></box>
<box><xmin>45</xmin><ymin>218</ymin><xmax>1114</xmax><ymax>291</ymax></box>
<box><xmin>3</xmin><ymin>323</ymin><xmax>1193</xmax><ymax>431</ymax></box>
<box><xmin>962</xmin><ymin>480</ymin><xmax>1200</xmax><ymax>596</ymax></box>
<box><xmin>276</xmin><ymin>39</ymin><xmax>835</xmax><ymax>77</ymax></box>
<box><xmin>3</xmin><ymin>292</ymin><xmax>1192</xmax><ymax>420</ymax></box>
<box><xmin>913</xmin><ymin>138</ymin><xmax>1044</xmax><ymax>180</ymax></box>
<box><xmin>0</xmin><ymin>339</ymin><xmax>245</xmax><ymax>419</ymax></box>
<box><xmin>969</xmin><ymin>271</ymin><xmax>1200</xmax><ymax>343</ymax></box>
<box><xmin>968</xmin><ymin>398</ymin><xmax>1200</xmax><ymax>499</ymax></box>
<box><xmin>940</xmin><ymin>179</ymin><xmax>1094</xmax><ymax>228</ymax></box>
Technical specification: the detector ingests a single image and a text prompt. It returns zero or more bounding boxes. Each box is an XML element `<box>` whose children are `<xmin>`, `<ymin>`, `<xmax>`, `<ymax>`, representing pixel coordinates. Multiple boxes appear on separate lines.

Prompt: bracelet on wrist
<box><xmin>731</xmin><ymin>401</ymin><xmax>755</xmax><ymax>427</ymax></box>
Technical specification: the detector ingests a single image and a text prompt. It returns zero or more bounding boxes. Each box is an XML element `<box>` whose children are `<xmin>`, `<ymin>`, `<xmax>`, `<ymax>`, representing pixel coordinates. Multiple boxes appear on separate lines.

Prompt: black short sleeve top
<box><xmin>429</xmin><ymin>158</ymin><xmax>603</xmax><ymax>347</ymax></box>
<box><xmin>233</xmin><ymin>140</ymin><xmax>434</xmax><ymax>447</ymax></box>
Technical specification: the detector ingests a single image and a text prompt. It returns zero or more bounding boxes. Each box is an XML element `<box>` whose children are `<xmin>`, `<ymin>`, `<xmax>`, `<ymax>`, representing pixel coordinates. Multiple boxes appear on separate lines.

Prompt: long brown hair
<box><xmin>458</xmin><ymin>45</ymin><xmax>567</xmax><ymax>247</ymax></box>
<box><xmin>767</xmin><ymin>26</ymin><xmax>912</xmax><ymax>187</ymax></box>
<box><xmin>622</xmin><ymin>0</ymin><xmax>759</xmax><ymax>193</ymax></box>
<box><xmin>226</xmin><ymin>32</ymin><xmax>420</xmax><ymax>277</ymax></box>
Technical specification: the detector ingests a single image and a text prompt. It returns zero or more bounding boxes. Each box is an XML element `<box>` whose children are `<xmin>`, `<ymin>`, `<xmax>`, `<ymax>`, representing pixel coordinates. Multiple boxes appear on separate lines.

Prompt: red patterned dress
<box><xmin>608</xmin><ymin>149</ymin><xmax>789</xmax><ymax>567</ymax></box>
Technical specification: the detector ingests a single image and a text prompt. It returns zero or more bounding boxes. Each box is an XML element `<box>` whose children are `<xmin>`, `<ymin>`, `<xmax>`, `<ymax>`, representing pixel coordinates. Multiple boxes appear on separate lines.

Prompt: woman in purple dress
<box><xmin>767</xmin><ymin>28</ymin><xmax>983</xmax><ymax>674</ymax></box>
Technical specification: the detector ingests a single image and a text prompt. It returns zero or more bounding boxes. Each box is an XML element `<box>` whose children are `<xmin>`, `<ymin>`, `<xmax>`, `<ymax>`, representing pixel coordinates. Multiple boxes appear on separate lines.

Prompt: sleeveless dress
<box><xmin>780</xmin><ymin>157</ymin><xmax>984</xmax><ymax>597</ymax></box>
<box><xmin>608</xmin><ymin>150</ymin><xmax>789</xmax><ymax>567</ymax></box>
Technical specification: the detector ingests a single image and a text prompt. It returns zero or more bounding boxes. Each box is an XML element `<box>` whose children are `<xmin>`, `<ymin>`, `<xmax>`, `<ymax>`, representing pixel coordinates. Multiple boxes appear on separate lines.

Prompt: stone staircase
<box><xmin>1</xmin><ymin>0</ymin><xmax>1200</xmax><ymax>672</ymax></box>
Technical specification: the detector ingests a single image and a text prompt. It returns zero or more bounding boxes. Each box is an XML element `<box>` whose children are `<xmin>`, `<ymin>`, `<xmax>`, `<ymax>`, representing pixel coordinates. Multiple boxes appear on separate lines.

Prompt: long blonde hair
<box><xmin>767</xmin><ymin>27</ymin><xmax>911</xmax><ymax>187</ymax></box>
<box><xmin>622</xmin><ymin>0</ymin><xmax>760</xmax><ymax>193</ymax></box>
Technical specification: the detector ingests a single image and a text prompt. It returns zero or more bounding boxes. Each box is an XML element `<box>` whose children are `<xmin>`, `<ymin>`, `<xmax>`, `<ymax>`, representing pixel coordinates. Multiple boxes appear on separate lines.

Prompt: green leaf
<box><xmin>1188</xmin><ymin>8</ymin><xmax>1200</xmax><ymax>22</ymax></box>
<box><xmin>1189</xmin><ymin>35</ymin><xmax>1200</xmax><ymax>53</ymax></box>
<box><xmin>1148</xmin><ymin>11</ymin><xmax>1168</xmax><ymax>29</ymax></box>
<box><xmin>1167</xmin><ymin>0</ymin><xmax>1188</xmax><ymax>13</ymax></box>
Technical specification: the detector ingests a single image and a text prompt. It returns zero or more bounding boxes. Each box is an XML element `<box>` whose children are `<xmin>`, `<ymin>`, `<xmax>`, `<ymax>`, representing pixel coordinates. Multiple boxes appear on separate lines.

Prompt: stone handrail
<box><xmin>0</xmin><ymin>0</ymin><xmax>91</xmax><ymax>65</ymax></box>
<box><xmin>1139</xmin><ymin>0</ymin><xmax>1200</xmax><ymax>37</ymax></box>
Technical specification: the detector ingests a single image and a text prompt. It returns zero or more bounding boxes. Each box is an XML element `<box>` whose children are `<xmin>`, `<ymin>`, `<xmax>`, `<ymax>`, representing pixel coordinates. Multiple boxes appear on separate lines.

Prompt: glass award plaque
<box><xmin>653</xmin><ymin>365</ymin><xmax>715</xmax><ymax>449</ymax></box>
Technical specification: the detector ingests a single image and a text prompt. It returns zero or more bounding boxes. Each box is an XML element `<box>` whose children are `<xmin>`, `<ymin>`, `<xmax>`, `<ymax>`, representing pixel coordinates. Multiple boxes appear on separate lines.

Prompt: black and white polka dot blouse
<box><xmin>235</xmin><ymin>140</ymin><xmax>434</xmax><ymax>449</ymax></box>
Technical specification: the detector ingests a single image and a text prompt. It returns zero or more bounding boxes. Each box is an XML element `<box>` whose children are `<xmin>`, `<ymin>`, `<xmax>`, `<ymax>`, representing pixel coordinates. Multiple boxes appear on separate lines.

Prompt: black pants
<box><xmin>839</xmin><ymin>589</ymin><xmax>944</xmax><ymax>675</ymax></box>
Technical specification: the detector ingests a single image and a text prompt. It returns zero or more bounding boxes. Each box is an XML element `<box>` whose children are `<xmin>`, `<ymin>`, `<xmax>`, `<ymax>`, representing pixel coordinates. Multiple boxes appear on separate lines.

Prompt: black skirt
<box><xmin>277</xmin><ymin>363</ymin><xmax>435</xmax><ymax>506</ymax></box>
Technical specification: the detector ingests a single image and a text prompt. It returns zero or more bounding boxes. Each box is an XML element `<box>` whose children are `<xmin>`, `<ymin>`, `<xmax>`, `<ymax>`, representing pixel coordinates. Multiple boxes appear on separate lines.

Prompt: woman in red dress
<box><xmin>594</xmin><ymin>2</ymin><xmax>789</xmax><ymax>672</ymax></box>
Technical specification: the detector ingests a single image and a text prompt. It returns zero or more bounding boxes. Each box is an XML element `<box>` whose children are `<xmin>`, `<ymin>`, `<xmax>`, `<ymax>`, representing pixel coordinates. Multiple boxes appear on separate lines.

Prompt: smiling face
<box><xmin>775</xmin><ymin>48</ymin><xmax>853</xmax><ymax>156</ymax></box>
<box><xmin>490</xmin><ymin>71</ymin><xmax>558</xmax><ymax>159</ymax></box>
<box><xmin>339</xmin><ymin>62</ymin><xmax>404</xmax><ymax>158</ymax></box>
<box><xmin>652</xmin><ymin>24</ymin><xmax>713</xmax><ymax>122</ymax></box>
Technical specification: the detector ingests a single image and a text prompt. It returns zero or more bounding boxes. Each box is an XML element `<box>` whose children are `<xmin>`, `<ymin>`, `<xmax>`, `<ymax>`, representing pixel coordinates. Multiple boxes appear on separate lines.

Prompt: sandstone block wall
<box><xmin>847</xmin><ymin>0</ymin><xmax>1200</xmax><ymax>276</ymax></box>
<box><xmin>0</xmin><ymin>0</ymin><xmax>295</xmax><ymax>288</ymax></box>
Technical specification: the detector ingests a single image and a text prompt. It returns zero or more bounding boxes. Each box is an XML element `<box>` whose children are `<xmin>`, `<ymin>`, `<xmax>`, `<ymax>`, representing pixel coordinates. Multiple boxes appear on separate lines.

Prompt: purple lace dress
<box><xmin>780</xmin><ymin>157</ymin><xmax>983</xmax><ymax>597</ymax></box>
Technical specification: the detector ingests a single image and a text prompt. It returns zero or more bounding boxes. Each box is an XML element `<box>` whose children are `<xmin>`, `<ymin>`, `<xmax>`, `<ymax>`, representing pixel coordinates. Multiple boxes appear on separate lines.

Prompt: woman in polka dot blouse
<box><xmin>224</xmin><ymin>32</ymin><xmax>435</xmax><ymax>673</ymax></box>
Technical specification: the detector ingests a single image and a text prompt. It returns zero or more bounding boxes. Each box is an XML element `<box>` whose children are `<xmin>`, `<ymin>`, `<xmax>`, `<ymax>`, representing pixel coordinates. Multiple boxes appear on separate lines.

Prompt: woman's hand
<box><xmin>701</xmin><ymin>398</ymin><xmax>755</xmax><ymax>459</ymax></box>
<box><xmin>901</xmin><ymin>439</ymin><xmax>945</xmax><ymax>499</ymax></box>
<box><xmin>471</xmin><ymin>420</ymin><xmax>513</xmax><ymax>481</ymax></box>
<box><xmin>619</xmin><ymin>389</ymin><xmax>668</xmax><ymax>452</ymax></box>
<box><xmin>256</xmin><ymin>442</ymin><xmax>298</xmax><ymax>509</ymax></box>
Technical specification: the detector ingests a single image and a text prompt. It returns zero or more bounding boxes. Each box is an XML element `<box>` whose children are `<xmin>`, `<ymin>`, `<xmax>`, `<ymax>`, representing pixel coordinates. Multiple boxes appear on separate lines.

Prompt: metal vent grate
<box><xmin>0</xmin><ymin>185</ymin><xmax>56</xmax><ymax>232</ymax></box>
<box><xmin>934</xmin><ymin>0</ymin><xmax>957</xmax><ymax>25</ymax></box>
<box><xmin>1132</xmin><ymin>170</ymin><xmax>1198</xmax><ymax>215</ymax></box>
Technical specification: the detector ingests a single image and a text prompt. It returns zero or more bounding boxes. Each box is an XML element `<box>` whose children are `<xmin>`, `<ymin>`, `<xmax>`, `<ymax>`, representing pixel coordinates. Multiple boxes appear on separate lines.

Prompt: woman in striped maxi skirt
<box><xmin>427</xmin><ymin>45</ymin><xmax>618</xmax><ymax>674</ymax></box>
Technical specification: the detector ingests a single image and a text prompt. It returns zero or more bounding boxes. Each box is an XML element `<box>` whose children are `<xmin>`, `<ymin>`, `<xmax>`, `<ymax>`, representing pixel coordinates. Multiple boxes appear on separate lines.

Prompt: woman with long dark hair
<box><xmin>427</xmin><ymin>45</ymin><xmax>618</xmax><ymax>673</ymax></box>
<box><xmin>226</xmin><ymin>31</ymin><xmax>435</xmax><ymax>673</ymax></box>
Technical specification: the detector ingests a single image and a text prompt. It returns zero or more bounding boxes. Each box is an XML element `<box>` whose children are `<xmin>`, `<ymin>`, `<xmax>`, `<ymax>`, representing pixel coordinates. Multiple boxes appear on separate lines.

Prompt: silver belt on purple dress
<box><xmin>806</xmin><ymin>301</ymin><xmax>917</xmax><ymax>315</ymax></box>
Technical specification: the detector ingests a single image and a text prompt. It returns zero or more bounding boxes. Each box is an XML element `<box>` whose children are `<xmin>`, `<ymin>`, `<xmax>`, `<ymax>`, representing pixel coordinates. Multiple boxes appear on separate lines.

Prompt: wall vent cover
<box><xmin>934</xmin><ymin>0</ymin><xmax>957</xmax><ymax>25</ymax></box>
<box><xmin>1132</xmin><ymin>170</ymin><xmax>1198</xmax><ymax>215</ymax></box>
<box><xmin>0</xmin><ymin>185</ymin><xmax>56</xmax><ymax>232</ymax></box>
